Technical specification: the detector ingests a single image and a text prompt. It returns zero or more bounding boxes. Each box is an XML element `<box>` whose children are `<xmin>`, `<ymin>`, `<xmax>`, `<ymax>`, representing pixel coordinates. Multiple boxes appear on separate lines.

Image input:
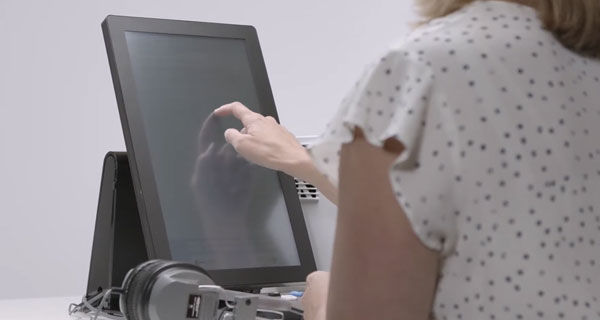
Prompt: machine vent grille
<box><xmin>295</xmin><ymin>178</ymin><xmax>319</xmax><ymax>201</ymax></box>
<box><xmin>295</xmin><ymin>138</ymin><xmax>320</xmax><ymax>201</ymax></box>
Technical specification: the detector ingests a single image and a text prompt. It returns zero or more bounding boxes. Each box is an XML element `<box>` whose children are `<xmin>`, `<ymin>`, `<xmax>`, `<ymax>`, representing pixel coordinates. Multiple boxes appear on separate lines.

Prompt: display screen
<box><xmin>124</xmin><ymin>31</ymin><xmax>300</xmax><ymax>270</ymax></box>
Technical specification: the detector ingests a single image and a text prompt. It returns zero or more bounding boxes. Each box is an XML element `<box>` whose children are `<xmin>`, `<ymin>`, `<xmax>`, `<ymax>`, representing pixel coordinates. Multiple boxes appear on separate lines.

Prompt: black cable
<box><xmin>217</xmin><ymin>308</ymin><xmax>228</xmax><ymax>320</ymax></box>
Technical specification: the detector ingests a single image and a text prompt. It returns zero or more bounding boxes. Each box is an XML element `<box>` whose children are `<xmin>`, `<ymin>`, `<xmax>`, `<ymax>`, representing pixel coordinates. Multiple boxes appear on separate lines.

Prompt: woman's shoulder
<box><xmin>383</xmin><ymin>0</ymin><xmax>543</xmax><ymax>71</ymax></box>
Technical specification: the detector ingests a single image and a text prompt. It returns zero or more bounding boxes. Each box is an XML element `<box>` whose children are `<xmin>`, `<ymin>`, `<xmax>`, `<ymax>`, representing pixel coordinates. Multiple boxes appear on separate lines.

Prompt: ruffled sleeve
<box><xmin>309</xmin><ymin>45</ymin><xmax>458</xmax><ymax>254</ymax></box>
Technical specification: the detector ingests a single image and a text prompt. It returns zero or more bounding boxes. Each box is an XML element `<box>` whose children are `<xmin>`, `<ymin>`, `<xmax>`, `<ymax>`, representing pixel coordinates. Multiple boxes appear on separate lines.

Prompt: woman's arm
<box><xmin>291</xmin><ymin>157</ymin><xmax>338</xmax><ymax>205</ymax></box>
<box><xmin>213</xmin><ymin>102</ymin><xmax>338</xmax><ymax>204</ymax></box>
<box><xmin>302</xmin><ymin>271</ymin><xmax>330</xmax><ymax>320</ymax></box>
<box><xmin>327</xmin><ymin>128</ymin><xmax>439</xmax><ymax>320</ymax></box>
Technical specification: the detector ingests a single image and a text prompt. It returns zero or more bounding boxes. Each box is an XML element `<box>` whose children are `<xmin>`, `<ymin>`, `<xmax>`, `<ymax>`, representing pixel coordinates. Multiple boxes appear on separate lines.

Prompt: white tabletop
<box><xmin>0</xmin><ymin>296</ymin><xmax>96</xmax><ymax>320</ymax></box>
<box><xmin>0</xmin><ymin>295</ymin><xmax>302</xmax><ymax>319</ymax></box>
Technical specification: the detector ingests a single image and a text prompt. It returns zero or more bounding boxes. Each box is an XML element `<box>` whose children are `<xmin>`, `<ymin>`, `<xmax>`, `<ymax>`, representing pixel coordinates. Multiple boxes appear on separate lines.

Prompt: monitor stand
<box><xmin>86</xmin><ymin>152</ymin><xmax>148</xmax><ymax>307</ymax></box>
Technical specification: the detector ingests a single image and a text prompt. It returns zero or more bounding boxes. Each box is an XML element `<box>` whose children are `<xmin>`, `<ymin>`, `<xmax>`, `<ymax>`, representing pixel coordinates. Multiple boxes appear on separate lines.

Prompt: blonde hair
<box><xmin>415</xmin><ymin>0</ymin><xmax>600</xmax><ymax>58</ymax></box>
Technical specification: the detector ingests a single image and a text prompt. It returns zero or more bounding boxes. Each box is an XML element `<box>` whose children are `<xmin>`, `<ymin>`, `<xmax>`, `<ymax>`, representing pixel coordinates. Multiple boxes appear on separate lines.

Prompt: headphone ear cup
<box><xmin>119</xmin><ymin>260</ymin><xmax>157</xmax><ymax>311</ymax></box>
<box><xmin>120</xmin><ymin>259</ymin><xmax>214</xmax><ymax>320</ymax></box>
<box><xmin>120</xmin><ymin>260</ymin><xmax>167</xmax><ymax>320</ymax></box>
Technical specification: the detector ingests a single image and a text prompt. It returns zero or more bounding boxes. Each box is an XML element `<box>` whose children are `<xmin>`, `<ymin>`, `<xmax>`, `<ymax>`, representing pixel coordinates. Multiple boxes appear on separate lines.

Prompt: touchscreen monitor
<box><xmin>125</xmin><ymin>31</ymin><xmax>301</xmax><ymax>270</ymax></box>
<box><xmin>102</xmin><ymin>16</ymin><xmax>315</xmax><ymax>287</ymax></box>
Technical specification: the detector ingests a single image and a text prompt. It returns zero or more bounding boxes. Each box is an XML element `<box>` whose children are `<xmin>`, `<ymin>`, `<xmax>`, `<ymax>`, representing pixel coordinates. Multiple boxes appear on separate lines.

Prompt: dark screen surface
<box><xmin>123</xmin><ymin>31</ymin><xmax>301</xmax><ymax>270</ymax></box>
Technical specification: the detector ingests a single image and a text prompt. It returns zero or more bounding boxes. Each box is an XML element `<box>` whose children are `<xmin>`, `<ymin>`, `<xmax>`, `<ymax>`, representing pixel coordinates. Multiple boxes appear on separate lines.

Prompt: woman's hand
<box><xmin>214</xmin><ymin>101</ymin><xmax>339</xmax><ymax>204</ymax></box>
<box><xmin>213</xmin><ymin>102</ymin><xmax>312</xmax><ymax>180</ymax></box>
<box><xmin>302</xmin><ymin>271</ymin><xmax>330</xmax><ymax>320</ymax></box>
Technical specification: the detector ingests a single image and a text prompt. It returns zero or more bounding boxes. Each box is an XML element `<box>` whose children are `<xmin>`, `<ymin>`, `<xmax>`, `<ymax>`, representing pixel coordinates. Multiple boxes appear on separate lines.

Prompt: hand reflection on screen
<box><xmin>189</xmin><ymin>113</ymin><xmax>286</xmax><ymax>268</ymax></box>
<box><xmin>190</xmin><ymin>113</ymin><xmax>255</xmax><ymax>222</ymax></box>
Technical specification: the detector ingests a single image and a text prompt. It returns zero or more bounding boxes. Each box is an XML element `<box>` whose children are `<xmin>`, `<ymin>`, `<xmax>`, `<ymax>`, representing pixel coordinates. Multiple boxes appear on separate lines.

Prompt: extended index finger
<box><xmin>214</xmin><ymin>102</ymin><xmax>262</xmax><ymax>126</ymax></box>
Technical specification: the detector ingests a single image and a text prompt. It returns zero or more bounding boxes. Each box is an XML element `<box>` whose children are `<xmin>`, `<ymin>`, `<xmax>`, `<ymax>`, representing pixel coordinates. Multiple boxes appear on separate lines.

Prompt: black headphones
<box><xmin>71</xmin><ymin>259</ymin><xmax>300</xmax><ymax>320</ymax></box>
<box><xmin>118</xmin><ymin>259</ymin><xmax>214</xmax><ymax>320</ymax></box>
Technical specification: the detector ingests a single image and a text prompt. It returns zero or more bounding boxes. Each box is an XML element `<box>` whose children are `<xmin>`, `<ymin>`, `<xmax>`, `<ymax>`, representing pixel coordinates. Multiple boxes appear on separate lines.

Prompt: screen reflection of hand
<box><xmin>189</xmin><ymin>112</ymin><xmax>290</xmax><ymax>269</ymax></box>
<box><xmin>190</xmin><ymin>114</ymin><xmax>256</xmax><ymax>229</ymax></box>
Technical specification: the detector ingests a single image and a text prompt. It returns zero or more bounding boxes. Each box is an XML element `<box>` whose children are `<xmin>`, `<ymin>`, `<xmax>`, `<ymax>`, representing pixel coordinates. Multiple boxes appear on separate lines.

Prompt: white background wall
<box><xmin>0</xmin><ymin>0</ymin><xmax>417</xmax><ymax>299</ymax></box>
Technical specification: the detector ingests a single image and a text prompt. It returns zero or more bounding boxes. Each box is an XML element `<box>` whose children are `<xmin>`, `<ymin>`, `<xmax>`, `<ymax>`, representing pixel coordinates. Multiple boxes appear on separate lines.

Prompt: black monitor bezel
<box><xmin>101</xmin><ymin>15</ymin><xmax>316</xmax><ymax>288</ymax></box>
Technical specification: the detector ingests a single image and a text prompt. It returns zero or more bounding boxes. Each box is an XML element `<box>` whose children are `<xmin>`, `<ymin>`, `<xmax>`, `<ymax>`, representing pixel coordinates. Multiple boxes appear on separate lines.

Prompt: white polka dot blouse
<box><xmin>309</xmin><ymin>1</ymin><xmax>600</xmax><ymax>319</ymax></box>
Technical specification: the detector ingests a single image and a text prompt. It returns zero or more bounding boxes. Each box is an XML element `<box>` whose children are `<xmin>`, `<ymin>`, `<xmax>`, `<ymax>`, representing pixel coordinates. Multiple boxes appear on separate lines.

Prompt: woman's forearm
<box><xmin>288</xmin><ymin>156</ymin><xmax>338</xmax><ymax>205</ymax></box>
<box><xmin>308</xmin><ymin>166</ymin><xmax>338</xmax><ymax>205</ymax></box>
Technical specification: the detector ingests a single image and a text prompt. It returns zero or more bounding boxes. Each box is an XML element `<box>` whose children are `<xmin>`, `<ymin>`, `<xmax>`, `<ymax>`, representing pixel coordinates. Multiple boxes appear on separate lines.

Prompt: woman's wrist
<box><xmin>283</xmin><ymin>149</ymin><xmax>316</xmax><ymax>181</ymax></box>
<box><xmin>282</xmin><ymin>149</ymin><xmax>338</xmax><ymax>205</ymax></box>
